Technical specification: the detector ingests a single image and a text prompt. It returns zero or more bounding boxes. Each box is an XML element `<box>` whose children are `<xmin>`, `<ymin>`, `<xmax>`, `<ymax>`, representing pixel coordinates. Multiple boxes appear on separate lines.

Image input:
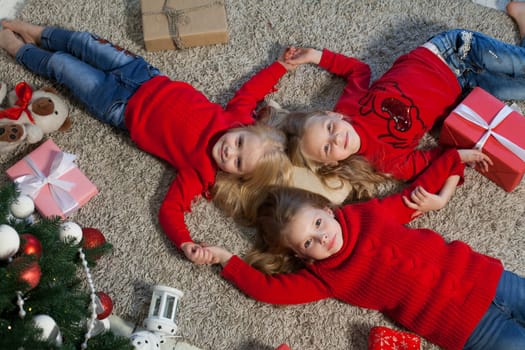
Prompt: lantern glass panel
<box><xmin>152</xmin><ymin>294</ymin><xmax>162</xmax><ymax>317</ymax></box>
<box><xmin>164</xmin><ymin>295</ymin><xmax>176</xmax><ymax>319</ymax></box>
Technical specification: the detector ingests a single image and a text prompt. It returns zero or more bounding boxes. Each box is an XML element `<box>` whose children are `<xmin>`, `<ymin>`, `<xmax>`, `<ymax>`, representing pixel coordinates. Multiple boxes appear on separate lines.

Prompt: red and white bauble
<box><xmin>95</xmin><ymin>291</ymin><xmax>113</xmax><ymax>320</ymax></box>
<box><xmin>59</xmin><ymin>222</ymin><xmax>83</xmax><ymax>245</ymax></box>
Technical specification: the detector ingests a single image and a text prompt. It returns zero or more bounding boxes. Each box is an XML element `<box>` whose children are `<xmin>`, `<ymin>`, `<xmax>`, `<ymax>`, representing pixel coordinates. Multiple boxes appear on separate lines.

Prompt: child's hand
<box><xmin>206</xmin><ymin>246</ymin><xmax>234</xmax><ymax>266</ymax></box>
<box><xmin>457</xmin><ymin>149</ymin><xmax>493</xmax><ymax>172</ymax></box>
<box><xmin>402</xmin><ymin>185</ymin><xmax>447</xmax><ymax>219</ymax></box>
<box><xmin>281</xmin><ymin>46</ymin><xmax>322</xmax><ymax>66</ymax></box>
<box><xmin>180</xmin><ymin>242</ymin><xmax>217</xmax><ymax>265</ymax></box>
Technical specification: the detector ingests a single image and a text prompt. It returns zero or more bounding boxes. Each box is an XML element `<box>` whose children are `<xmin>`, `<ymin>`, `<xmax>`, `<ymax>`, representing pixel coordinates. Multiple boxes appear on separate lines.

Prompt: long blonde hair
<box><xmin>260</xmin><ymin>105</ymin><xmax>392</xmax><ymax>201</ymax></box>
<box><xmin>212</xmin><ymin>123</ymin><xmax>293</xmax><ymax>225</ymax></box>
<box><xmin>245</xmin><ymin>186</ymin><xmax>331</xmax><ymax>274</ymax></box>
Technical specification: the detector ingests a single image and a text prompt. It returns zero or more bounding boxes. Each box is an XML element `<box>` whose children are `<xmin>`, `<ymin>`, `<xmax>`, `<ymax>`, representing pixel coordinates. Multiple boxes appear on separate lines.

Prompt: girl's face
<box><xmin>212</xmin><ymin>129</ymin><xmax>265</xmax><ymax>176</ymax></box>
<box><xmin>283</xmin><ymin>204</ymin><xmax>343</xmax><ymax>261</ymax></box>
<box><xmin>301</xmin><ymin>112</ymin><xmax>357</xmax><ymax>165</ymax></box>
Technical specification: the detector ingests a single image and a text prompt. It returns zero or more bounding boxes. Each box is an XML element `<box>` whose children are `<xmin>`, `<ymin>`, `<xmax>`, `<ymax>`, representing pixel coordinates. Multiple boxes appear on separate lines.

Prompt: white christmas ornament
<box><xmin>0</xmin><ymin>224</ymin><xmax>20</xmax><ymax>260</ymax></box>
<box><xmin>10</xmin><ymin>195</ymin><xmax>35</xmax><ymax>218</ymax></box>
<box><xmin>130</xmin><ymin>330</ymin><xmax>161</xmax><ymax>350</ymax></box>
<box><xmin>33</xmin><ymin>314</ymin><xmax>63</xmax><ymax>346</ymax></box>
<box><xmin>59</xmin><ymin>222</ymin><xmax>83</xmax><ymax>245</ymax></box>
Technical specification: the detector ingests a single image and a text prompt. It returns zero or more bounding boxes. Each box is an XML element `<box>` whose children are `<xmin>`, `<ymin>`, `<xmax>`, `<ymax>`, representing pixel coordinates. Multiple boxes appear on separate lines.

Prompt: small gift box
<box><xmin>440</xmin><ymin>87</ymin><xmax>525</xmax><ymax>192</ymax></box>
<box><xmin>141</xmin><ymin>0</ymin><xmax>177</xmax><ymax>51</ymax></box>
<box><xmin>164</xmin><ymin>0</ymin><xmax>229</xmax><ymax>49</ymax></box>
<box><xmin>368</xmin><ymin>326</ymin><xmax>421</xmax><ymax>350</ymax></box>
<box><xmin>6</xmin><ymin>139</ymin><xmax>98</xmax><ymax>218</ymax></box>
<box><xmin>141</xmin><ymin>0</ymin><xmax>228</xmax><ymax>52</ymax></box>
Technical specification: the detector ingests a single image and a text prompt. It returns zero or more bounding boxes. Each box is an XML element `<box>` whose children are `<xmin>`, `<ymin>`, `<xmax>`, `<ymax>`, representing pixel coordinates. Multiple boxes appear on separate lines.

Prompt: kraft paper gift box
<box><xmin>164</xmin><ymin>0</ymin><xmax>228</xmax><ymax>49</ymax></box>
<box><xmin>141</xmin><ymin>0</ymin><xmax>228</xmax><ymax>51</ymax></box>
<box><xmin>6</xmin><ymin>139</ymin><xmax>98</xmax><ymax>218</ymax></box>
<box><xmin>439</xmin><ymin>87</ymin><xmax>525</xmax><ymax>192</ymax></box>
<box><xmin>141</xmin><ymin>0</ymin><xmax>177</xmax><ymax>51</ymax></box>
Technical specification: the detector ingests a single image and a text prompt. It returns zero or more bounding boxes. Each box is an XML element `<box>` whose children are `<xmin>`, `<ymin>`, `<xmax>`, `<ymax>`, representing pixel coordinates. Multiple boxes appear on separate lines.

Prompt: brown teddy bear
<box><xmin>0</xmin><ymin>81</ymin><xmax>71</xmax><ymax>153</ymax></box>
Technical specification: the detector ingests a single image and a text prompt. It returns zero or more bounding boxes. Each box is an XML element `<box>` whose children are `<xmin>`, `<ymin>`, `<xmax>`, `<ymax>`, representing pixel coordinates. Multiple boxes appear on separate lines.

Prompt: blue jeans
<box><xmin>463</xmin><ymin>270</ymin><xmax>525</xmax><ymax>350</ymax></box>
<box><xmin>430</xmin><ymin>29</ymin><xmax>525</xmax><ymax>100</ymax></box>
<box><xmin>15</xmin><ymin>27</ymin><xmax>161</xmax><ymax>129</ymax></box>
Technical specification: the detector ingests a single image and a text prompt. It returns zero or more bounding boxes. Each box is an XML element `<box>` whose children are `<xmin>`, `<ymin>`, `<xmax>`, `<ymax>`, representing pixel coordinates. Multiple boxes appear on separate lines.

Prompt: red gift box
<box><xmin>6</xmin><ymin>139</ymin><xmax>98</xmax><ymax>218</ymax></box>
<box><xmin>368</xmin><ymin>326</ymin><xmax>421</xmax><ymax>350</ymax></box>
<box><xmin>440</xmin><ymin>87</ymin><xmax>525</xmax><ymax>192</ymax></box>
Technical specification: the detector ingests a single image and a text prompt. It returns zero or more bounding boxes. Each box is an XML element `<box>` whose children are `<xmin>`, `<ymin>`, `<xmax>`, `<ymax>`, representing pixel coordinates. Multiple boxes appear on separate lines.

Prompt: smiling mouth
<box><xmin>327</xmin><ymin>234</ymin><xmax>336</xmax><ymax>251</ymax></box>
<box><xmin>220</xmin><ymin>141</ymin><xmax>225</xmax><ymax>163</ymax></box>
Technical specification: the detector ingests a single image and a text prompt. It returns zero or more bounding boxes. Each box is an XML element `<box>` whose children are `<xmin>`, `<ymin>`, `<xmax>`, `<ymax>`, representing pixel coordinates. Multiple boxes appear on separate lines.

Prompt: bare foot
<box><xmin>507</xmin><ymin>1</ymin><xmax>525</xmax><ymax>39</ymax></box>
<box><xmin>0</xmin><ymin>29</ymin><xmax>25</xmax><ymax>57</ymax></box>
<box><xmin>1</xmin><ymin>19</ymin><xmax>44</xmax><ymax>45</ymax></box>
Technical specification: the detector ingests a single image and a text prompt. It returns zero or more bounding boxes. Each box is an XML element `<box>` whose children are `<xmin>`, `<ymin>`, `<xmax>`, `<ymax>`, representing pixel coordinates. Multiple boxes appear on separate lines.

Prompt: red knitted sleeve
<box><xmin>318</xmin><ymin>49</ymin><xmax>371</xmax><ymax>92</ymax></box>
<box><xmin>374</xmin><ymin>148</ymin><xmax>465</xmax><ymax>224</ymax></box>
<box><xmin>221</xmin><ymin>256</ymin><xmax>331</xmax><ymax>305</ymax></box>
<box><xmin>225</xmin><ymin>61</ymin><xmax>287</xmax><ymax>118</ymax></box>
<box><xmin>158</xmin><ymin>169</ymin><xmax>206</xmax><ymax>248</ymax></box>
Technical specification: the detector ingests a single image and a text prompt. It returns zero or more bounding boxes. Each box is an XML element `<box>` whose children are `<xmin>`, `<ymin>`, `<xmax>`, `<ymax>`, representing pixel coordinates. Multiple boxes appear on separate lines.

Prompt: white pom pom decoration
<box><xmin>0</xmin><ymin>224</ymin><xmax>20</xmax><ymax>260</ymax></box>
<box><xmin>10</xmin><ymin>195</ymin><xmax>35</xmax><ymax>218</ymax></box>
<box><xmin>59</xmin><ymin>222</ymin><xmax>83</xmax><ymax>245</ymax></box>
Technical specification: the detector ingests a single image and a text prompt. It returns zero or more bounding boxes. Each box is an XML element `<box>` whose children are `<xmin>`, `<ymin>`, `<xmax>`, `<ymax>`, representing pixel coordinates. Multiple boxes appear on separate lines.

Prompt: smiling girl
<box><xmin>207</xmin><ymin>149</ymin><xmax>525</xmax><ymax>350</ymax></box>
<box><xmin>0</xmin><ymin>20</ymin><xmax>294</xmax><ymax>264</ymax></box>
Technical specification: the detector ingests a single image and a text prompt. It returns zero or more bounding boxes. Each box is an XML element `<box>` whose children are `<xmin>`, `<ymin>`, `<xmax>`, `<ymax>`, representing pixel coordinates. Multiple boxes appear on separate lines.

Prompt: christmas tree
<box><xmin>0</xmin><ymin>183</ymin><xmax>134</xmax><ymax>350</ymax></box>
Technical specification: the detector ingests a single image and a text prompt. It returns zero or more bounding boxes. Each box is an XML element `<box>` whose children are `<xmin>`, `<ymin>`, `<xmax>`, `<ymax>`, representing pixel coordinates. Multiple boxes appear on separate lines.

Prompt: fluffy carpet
<box><xmin>0</xmin><ymin>0</ymin><xmax>523</xmax><ymax>349</ymax></box>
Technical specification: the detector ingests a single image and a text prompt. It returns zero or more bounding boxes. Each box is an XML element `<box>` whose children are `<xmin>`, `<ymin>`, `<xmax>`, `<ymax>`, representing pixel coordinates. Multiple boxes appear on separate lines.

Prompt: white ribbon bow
<box><xmin>15</xmin><ymin>151</ymin><xmax>79</xmax><ymax>216</ymax></box>
<box><xmin>453</xmin><ymin>103</ymin><xmax>525</xmax><ymax>162</ymax></box>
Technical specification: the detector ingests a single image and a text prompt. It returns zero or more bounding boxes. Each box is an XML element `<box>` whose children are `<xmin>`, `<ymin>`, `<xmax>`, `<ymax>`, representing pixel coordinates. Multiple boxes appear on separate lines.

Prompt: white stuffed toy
<box><xmin>0</xmin><ymin>81</ymin><xmax>71</xmax><ymax>153</ymax></box>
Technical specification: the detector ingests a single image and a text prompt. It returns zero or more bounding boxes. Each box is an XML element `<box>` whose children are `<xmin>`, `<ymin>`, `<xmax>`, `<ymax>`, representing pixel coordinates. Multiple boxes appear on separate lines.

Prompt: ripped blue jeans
<box><xmin>15</xmin><ymin>27</ymin><xmax>161</xmax><ymax>129</ymax></box>
<box><xmin>430</xmin><ymin>29</ymin><xmax>525</xmax><ymax>100</ymax></box>
<box><xmin>463</xmin><ymin>270</ymin><xmax>525</xmax><ymax>350</ymax></box>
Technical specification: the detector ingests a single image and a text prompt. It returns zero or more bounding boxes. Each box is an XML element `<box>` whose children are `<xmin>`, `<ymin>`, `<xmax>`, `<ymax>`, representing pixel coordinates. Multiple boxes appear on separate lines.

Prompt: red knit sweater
<box><xmin>124</xmin><ymin>62</ymin><xmax>287</xmax><ymax>248</ymax></box>
<box><xmin>318</xmin><ymin>47</ymin><xmax>463</xmax><ymax>181</ymax></box>
<box><xmin>221</xmin><ymin>149</ymin><xmax>503</xmax><ymax>350</ymax></box>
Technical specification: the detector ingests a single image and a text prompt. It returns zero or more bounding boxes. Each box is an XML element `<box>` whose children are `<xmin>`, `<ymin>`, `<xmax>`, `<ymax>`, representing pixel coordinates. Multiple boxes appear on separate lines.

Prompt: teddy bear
<box><xmin>0</xmin><ymin>81</ymin><xmax>71</xmax><ymax>154</ymax></box>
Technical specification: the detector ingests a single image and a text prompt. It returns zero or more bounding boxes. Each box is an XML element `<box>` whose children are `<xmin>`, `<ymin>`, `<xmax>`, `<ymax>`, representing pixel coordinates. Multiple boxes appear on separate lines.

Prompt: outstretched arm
<box><xmin>372</xmin><ymin>148</ymin><xmax>465</xmax><ymax>224</ymax></box>
<box><xmin>159</xmin><ymin>171</ymin><xmax>217</xmax><ymax>265</ymax></box>
<box><xmin>224</xmin><ymin>58</ymin><xmax>290</xmax><ymax>117</ymax></box>
<box><xmin>206</xmin><ymin>246</ymin><xmax>331</xmax><ymax>305</ymax></box>
<box><xmin>402</xmin><ymin>148</ymin><xmax>492</xmax><ymax>217</ymax></box>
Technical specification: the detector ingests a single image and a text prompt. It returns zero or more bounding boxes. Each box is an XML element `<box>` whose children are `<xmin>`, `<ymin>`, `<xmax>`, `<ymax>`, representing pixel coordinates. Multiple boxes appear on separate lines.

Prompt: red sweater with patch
<box><xmin>319</xmin><ymin>47</ymin><xmax>462</xmax><ymax>181</ymax></box>
<box><xmin>124</xmin><ymin>62</ymin><xmax>287</xmax><ymax>248</ymax></box>
<box><xmin>221</xmin><ymin>149</ymin><xmax>503</xmax><ymax>350</ymax></box>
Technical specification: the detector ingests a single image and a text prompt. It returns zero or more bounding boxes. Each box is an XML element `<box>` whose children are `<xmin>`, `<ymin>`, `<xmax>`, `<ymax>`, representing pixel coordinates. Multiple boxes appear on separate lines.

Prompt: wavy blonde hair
<box><xmin>259</xmin><ymin>105</ymin><xmax>392</xmax><ymax>202</ymax></box>
<box><xmin>245</xmin><ymin>186</ymin><xmax>331</xmax><ymax>274</ymax></box>
<box><xmin>212</xmin><ymin>123</ymin><xmax>293</xmax><ymax>226</ymax></box>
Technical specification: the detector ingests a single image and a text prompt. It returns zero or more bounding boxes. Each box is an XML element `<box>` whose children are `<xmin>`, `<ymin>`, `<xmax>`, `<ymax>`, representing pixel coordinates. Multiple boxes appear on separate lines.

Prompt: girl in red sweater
<box><xmin>0</xmin><ymin>20</ymin><xmax>295</xmax><ymax>264</ymax></box>
<box><xmin>207</xmin><ymin>149</ymin><xmax>525</xmax><ymax>350</ymax></box>
<box><xmin>263</xmin><ymin>4</ymin><xmax>525</xmax><ymax>200</ymax></box>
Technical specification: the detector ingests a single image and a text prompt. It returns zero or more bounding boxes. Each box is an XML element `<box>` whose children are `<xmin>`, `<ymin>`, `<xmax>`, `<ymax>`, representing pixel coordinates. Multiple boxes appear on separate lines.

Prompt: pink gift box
<box><xmin>440</xmin><ymin>87</ymin><xmax>525</xmax><ymax>192</ymax></box>
<box><xmin>6</xmin><ymin>139</ymin><xmax>98</xmax><ymax>218</ymax></box>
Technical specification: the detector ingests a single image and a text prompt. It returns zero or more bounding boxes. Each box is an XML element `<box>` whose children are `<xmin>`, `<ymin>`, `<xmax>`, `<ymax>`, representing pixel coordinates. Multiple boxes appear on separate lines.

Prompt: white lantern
<box><xmin>143</xmin><ymin>285</ymin><xmax>183</xmax><ymax>336</ymax></box>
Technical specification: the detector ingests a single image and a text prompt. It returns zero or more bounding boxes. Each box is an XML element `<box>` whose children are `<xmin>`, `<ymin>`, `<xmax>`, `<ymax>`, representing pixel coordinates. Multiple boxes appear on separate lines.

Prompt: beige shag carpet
<box><xmin>0</xmin><ymin>0</ymin><xmax>523</xmax><ymax>349</ymax></box>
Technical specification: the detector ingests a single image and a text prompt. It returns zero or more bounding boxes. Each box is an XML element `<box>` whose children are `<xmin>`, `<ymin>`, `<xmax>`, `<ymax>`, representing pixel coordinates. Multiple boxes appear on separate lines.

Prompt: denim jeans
<box><xmin>15</xmin><ymin>27</ymin><xmax>161</xmax><ymax>129</ymax></box>
<box><xmin>463</xmin><ymin>270</ymin><xmax>525</xmax><ymax>350</ymax></box>
<box><xmin>430</xmin><ymin>29</ymin><xmax>525</xmax><ymax>100</ymax></box>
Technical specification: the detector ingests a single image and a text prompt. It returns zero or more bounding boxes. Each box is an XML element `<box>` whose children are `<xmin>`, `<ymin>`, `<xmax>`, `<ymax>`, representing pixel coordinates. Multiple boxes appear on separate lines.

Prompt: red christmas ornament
<box><xmin>95</xmin><ymin>291</ymin><xmax>113</xmax><ymax>320</ymax></box>
<box><xmin>11</xmin><ymin>256</ymin><xmax>41</xmax><ymax>290</ymax></box>
<box><xmin>19</xmin><ymin>234</ymin><xmax>43</xmax><ymax>259</ymax></box>
<box><xmin>82</xmin><ymin>228</ymin><xmax>106</xmax><ymax>260</ymax></box>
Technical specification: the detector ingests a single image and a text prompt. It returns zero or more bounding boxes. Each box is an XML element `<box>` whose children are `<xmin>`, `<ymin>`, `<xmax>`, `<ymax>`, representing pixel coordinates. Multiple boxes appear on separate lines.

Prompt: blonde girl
<box><xmin>0</xmin><ymin>20</ymin><xmax>294</xmax><ymax>264</ymax></box>
<box><xmin>259</xmin><ymin>3</ymin><xmax>525</xmax><ymax>192</ymax></box>
<box><xmin>207</xmin><ymin>149</ymin><xmax>525</xmax><ymax>350</ymax></box>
